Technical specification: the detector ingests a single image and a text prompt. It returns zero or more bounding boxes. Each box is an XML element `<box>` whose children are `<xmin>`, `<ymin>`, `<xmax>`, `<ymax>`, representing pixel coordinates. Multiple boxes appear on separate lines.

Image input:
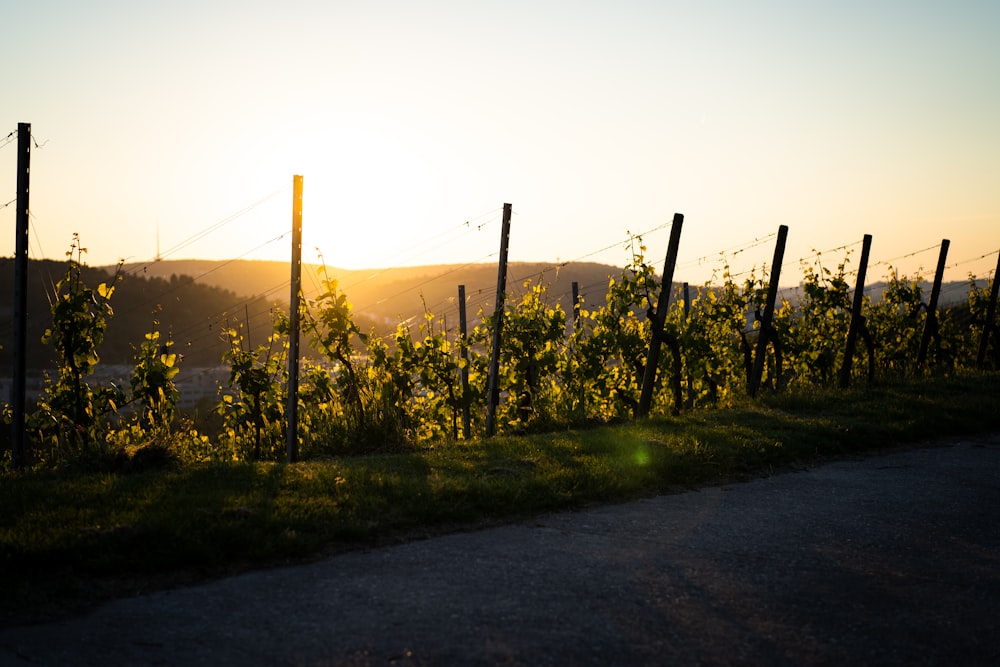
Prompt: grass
<box><xmin>2</xmin><ymin>371</ymin><xmax>999</xmax><ymax>626</ymax></box>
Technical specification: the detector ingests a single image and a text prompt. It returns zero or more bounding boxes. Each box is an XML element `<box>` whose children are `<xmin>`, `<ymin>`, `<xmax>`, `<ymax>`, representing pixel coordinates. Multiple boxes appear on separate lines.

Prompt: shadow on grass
<box><xmin>2</xmin><ymin>372</ymin><xmax>998</xmax><ymax>626</ymax></box>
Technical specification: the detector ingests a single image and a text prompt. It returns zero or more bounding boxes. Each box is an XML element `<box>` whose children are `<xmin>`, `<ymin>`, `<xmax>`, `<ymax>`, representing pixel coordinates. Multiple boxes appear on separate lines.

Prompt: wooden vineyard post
<box><xmin>916</xmin><ymin>239</ymin><xmax>950</xmax><ymax>368</ymax></box>
<box><xmin>571</xmin><ymin>280</ymin><xmax>586</xmax><ymax>417</ymax></box>
<box><xmin>838</xmin><ymin>234</ymin><xmax>874</xmax><ymax>388</ymax></box>
<box><xmin>286</xmin><ymin>175</ymin><xmax>303</xmax><ymax>463</ymax></box>
<box><xmin>748</xmin><ymin>225</ymin><xmax>789</xmax><ymax>398</ymax></box>
<box><xmin>976</xmin><ymin>252</ymin><xmax>1000</xmax><ymax>369</ymax></box>
<box><xmin>485</xmin><ymin>203</ymin><xmax>512</xmax><ymax>437</ymax></box>
<box><xmin>683</xmin><ymin>282</ymin><xmax>693</xmax><ymax>408</ymax></box>
<box><xmin>571</xmin><ymin>281</ymin><xmax>581</xmax><ymax>334</ymax></box>
<box><xmin>637</xmin><ymin>212</ymin><xmax>684</xmax><ymax>418</ymax></box>
<box><xmin>570</xmin><ymin>280</ymin><xmax>586</xmax><ymax>419</ymax></box>
<box><xmin>10</xmin><ymin>122</ymin><xmax>31</xmax><ymax>469</ymax></box>
<box><xmin>458</xmin><ymin>284</ymin><xmax>471</xmax><ymax>439</ymax></box>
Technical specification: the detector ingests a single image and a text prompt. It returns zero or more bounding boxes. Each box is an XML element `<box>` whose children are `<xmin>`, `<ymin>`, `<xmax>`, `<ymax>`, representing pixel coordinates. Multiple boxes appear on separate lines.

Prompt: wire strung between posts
<box><xmin>422</xmin><ymin>221</ymin><xmax>682</xmax><ymax>330</ymax></box>
<box><xmin>339</xmin><ymin>208</ymin><xmax>503</xmax><ymax>293</ymax></box>
<box><xmin>800</xmin><ymin>239</ymin><xmax>864</xmax><ymax>262</ymax></box>
<box><xmin>102</xmin><ymin>228</ymin><xmax>296</xmax><ymax>353</ymax></box>
<box><xmin>115</xmin><ymin>230</ymin><xmax>293</xmax><ymax>327</ymax></box>
<box><xmin>947</xmin><ymin>250</ymin><xmax>1000</xmax><ymax>273</ymax></box>
<box><xmin>352</xmin><ymin>251</ymin><xmax>499</xmax><ymax>313</ymax></box>
<box><xmin>177</xmin><ymin>227</ymin><xmax>498</xmax><ymax>350</ymax></box>
<box><xmin>841</xmin><ymin>243</ymin><xmax>944</xmax><ymax>289</ymax></box>
<box><xmin>718</xmin><ymin>237</ymin><xmax>866</xmax><ymax>283</ymax></box>
<box><xmin>26</xmin><ymin>212</ymin><xmax>50</xmax><ymax>262</ymax></box>
<box><xmin>675</xmin><ymin>232</ymin><xmax>779</xmax><ymax>275</ymax></box>
<box><xmin>714</xmin><ymin>234</ymin><xmax>784</xmax><ymax>281</ymax></box>
<box><xmin>168</xmin><ymin>275</ymin><xmax>294</xmax><ymax>353</ymax></box>
<box><xmin>462</xmin><ymin>218</ymin><xmax>679</xmax><ymax>303</ymax></box>
<box><xmin>561</xmin><ymin>219</ymin><xmax>675</xmax><ymax>267</ymax></box>
<box><xmin>792</xmin><ymin>239</ymin><xmax>865</xmax><ymax>277</ymax></box>
<box><xmin>0</xmin><ymin>131</ymin><xmax>17</xmax><ymax>151</ymax></box>
<box><xmin>170</xmin><ymin>218</ymin><xmax>497</xmax><ymax>352</ymax></box>
<box><xmin>868</xmin><ymin>243</ymin><xmax>940</xmax><ymax>270</ymax></box>
<box><xmin>425</xmin><ymin>219</ymin><xmax>681</xmax><ymax>321</ymax></box>
<box><xmin>356</xmin><ymin>216</ymin><xmax>678</xmax><ymax>320</ymax></box>
<box><xmin>856</xmin><ymin>248</ymin><xmax>996</xmax><ymax>298</ymax></box>
<box><xmin>169</xmin><ymin>287</ymin><xmax>289</xmax><ymax>351</ymax></box>
<box><xmin>175</xmin><ymin>230</ymin><xmax>291</xmax><ymax>289</ymax></box>
<box><xmin>725</xmin><ymin>264</ymin><xmax>772</xmax><ymax>282</ymax></box>
<box><xmin>0</xmin><ymin>129</ymin><xmax>51</xmax><ymax>152</ymax></box>
<box><xmin>25</xmin><ymin>213</ymin><xmax>59</xmax><ymax>306</ymax></box>
<box><xmin>123</xmin><ymin>182</ymin><xmax>292</xmax><ymax>277</ymax></box>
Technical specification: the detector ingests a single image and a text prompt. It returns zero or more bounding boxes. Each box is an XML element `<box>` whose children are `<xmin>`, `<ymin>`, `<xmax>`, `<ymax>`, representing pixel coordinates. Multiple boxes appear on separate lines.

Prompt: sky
<box><xmin>2</xmin><ymin>0</ymin><xmax>999</xmax><ymax>287</ymax></box>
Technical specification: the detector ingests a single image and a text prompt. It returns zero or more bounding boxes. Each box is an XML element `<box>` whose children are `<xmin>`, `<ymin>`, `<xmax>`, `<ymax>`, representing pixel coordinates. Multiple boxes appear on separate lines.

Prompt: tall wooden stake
<box><xmin>485</xmin><ymin>203</ymin><xmax>512</xmax><ymax>437</ymax></box>
<box><xmin>570</xmin><ymin>280</ymin><xmax>586</xmax><ymax>418</ymax></box>
<box><xmin>976</xmin><ymin>252</ymin><xmax>1000</xmax><ymax>369</ymax></box>
<box><xmin>571</xmin><ymin>281</ymin><xmax>581</xmax><ymax>334</ymax></box>
<box><xmin>458</xmin><ymin>285</ymin><xmax>471</xmax><ymax>439</ymax></box>
<box><xmin>839</xmin><ymin>234</ymin><xmax>873</xmax><ymax>388</ymax></box>
<box><xmin>748</xmin><ymin>225</ymin><xmax>788</xmax><ymax>398</ymax></box>
<box><xmin>286</xmin><ymin>175</ymin><xmax>303</xmax><ymax>463</ymax></box>
<box><xmin>683</xmin><ymin>282</ymin><xmax>693</xmax><ymax>408</ymax></box>
<box><xmin>917</xmin><ymin>239</ymin><xmax>949</xmax><ymax>368</ymax></box>
<box><xmin>637</xmin><ymin>213</ymin><xmax>684</xmax><ymax>418</ymax></box>
<box><xmin>11</xmin><ymin>123</ymin><xmax>31</xmax><ymax>469</ymax></box>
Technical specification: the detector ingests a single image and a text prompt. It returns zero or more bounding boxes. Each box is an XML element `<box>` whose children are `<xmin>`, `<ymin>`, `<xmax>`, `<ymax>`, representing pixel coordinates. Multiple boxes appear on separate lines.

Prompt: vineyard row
<box><xmin>8</xmin><ymin>213</ymin><xmax>999</xmax><ymax>470</ymax></box>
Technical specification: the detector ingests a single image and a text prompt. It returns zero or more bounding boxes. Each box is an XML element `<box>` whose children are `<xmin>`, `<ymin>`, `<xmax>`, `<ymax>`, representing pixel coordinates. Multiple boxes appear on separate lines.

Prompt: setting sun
<box><xmin>1</xmin><ymin>1</ymin><xmax>997</xmax><ymax>285</ymax></box>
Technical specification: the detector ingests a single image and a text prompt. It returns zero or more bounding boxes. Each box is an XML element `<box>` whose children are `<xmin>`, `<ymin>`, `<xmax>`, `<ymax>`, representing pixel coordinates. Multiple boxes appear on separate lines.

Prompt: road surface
<box><xmin>2</xmin><ymin>434</ymin><xmax>998</xmax><ymax>665</ymax></box>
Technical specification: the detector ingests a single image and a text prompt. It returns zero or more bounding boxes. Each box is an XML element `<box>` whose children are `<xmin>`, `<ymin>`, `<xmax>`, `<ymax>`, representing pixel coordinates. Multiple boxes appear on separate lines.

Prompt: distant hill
<box><xmin>3</xmin><ymin>256</ymin><xmax>985</xmax><ymax>374</ymax></box>
<box><xmin>0</xmin><ymin>258</ymin><xmax>277</xmax><ymax>369</ymax></box>
<box><xmin>115</xmin><ymin>259</ymin><xmax>626</xmax><ymax>328</ymax></box>
<box><xmin>0</xmin><ymin>258</ymin><xmax>626</xmax><ymax>372</ymax></box>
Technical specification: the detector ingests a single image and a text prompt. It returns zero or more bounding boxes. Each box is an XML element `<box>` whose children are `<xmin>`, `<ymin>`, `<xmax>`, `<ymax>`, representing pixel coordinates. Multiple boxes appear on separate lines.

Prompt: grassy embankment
<box><xmin>2</xmin><ymin>372</ymin><xmax>999</xmax><ymax>625</ymax></box>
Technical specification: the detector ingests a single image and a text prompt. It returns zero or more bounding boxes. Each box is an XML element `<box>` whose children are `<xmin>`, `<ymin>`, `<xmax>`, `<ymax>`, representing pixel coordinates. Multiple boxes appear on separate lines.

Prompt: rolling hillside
<box><xmin>2</xmin><ymin>255</ymin><xmax>982</xmax><ymax>374</ymax></box>
<box><xmin>116</xmin><ymin>259</ymin><xmax>625</xmax><ymax>328</ymax></box>
<box><xmin>0</xmin><ymin>258</ymin><xmax>625</xmax><ymax>371</ymax></box>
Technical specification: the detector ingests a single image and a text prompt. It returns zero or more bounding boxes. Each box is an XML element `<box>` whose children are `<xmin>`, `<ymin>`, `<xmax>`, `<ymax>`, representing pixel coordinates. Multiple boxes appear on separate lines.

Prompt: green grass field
<box><xmin>3</xmin><ymin>372</ymin><xmax>999</xmax><ymax>626</ymax></box>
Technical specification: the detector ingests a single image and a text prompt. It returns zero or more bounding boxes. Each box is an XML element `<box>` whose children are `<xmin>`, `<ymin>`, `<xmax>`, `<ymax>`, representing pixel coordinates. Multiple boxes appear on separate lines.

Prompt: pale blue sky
<box><xmin>2</xmin><ymin>0</ymin><xmax>998</xmax><ymax>284</ymax></box>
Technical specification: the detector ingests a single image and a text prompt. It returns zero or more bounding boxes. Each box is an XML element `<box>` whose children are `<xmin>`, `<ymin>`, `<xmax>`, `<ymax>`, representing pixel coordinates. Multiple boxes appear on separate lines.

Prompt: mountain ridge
<box><xmin>2</xmin><ymin>256</ymin><xmax>983</xmax><ymax>373</ymax></box>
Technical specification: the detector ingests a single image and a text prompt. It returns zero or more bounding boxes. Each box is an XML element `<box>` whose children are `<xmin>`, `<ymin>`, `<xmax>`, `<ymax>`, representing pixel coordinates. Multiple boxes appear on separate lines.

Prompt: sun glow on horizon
<box><xmin>1</xmin><ymin>1</ymin><xmax>997</xmax><ymax>287</ymax></box>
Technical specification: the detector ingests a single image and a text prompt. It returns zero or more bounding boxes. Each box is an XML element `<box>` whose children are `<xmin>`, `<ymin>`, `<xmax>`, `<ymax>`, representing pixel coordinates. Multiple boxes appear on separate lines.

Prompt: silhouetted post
<box><xmin>569</xmin><ymin>280</ymin><xmax>587</xmax><ymax>417</ymax></box>
<box><xmin>485</xmin><ymin>203</ymin><xmax>512</xmax><ymax>437</ymax></box>
<box><xmin>839</xmin><ymin>234</ymin><xmax>873</xmax><ymax>388</ymax></box>
<box><xmin>286</xmin><ymin>175</ymin><xmax>303</xmax><ymax>463</ymax></box>
<box><xmin>458</xmin><ymin>285</ymin><xmax>471</xmax><ymax>439</ymax></box>
<box><xmin>571</xmin><ymin>281</ymin><xmax>581</xmax><ymax>334</ymax></box>
<box><xmin>683</xmin><ymin>282</ymin><xmax>693</xmax><ymax>407</ymax></box>
<box><xmin>976</xmin><ymin>252</ymin><xmax>1000</xmax><ymax>369</ymax></box>
<box><xmin>748</xmin><ymin>225</ymin><xmax>788</xmax><ymax>398</ymax></box>
<box><xmin>917</xmin><ymin>239</ymin><xmax>949</xmax><ymax>368</ymax></box>
<box><xmin>11</xmin><ymin>123</ymin><xmax>31</xmax><ymax>469</ymax></box>
<box><xmin>637</xmin><ymin>213</ymin><xmax>684</xmax><ymax>417</ymax></box>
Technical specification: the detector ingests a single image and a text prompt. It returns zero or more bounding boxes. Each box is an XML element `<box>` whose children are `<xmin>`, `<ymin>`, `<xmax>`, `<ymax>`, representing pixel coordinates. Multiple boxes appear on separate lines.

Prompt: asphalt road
<box><xmin>2</xmin><ymin>434</ymin><xmax>998</xmax><ymax>666</ymax></box>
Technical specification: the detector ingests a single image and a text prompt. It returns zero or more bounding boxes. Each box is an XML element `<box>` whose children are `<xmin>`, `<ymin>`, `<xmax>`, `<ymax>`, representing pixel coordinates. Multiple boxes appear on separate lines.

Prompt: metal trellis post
<box><xmin>286</xmin><ymin>175</ymin><xmax>303</xmax><ymax>463</ymax></box>
<box><xmin>11</xmin><ymin>122</ymin><xmax>31</xmax><ymax>469</ymax></box>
